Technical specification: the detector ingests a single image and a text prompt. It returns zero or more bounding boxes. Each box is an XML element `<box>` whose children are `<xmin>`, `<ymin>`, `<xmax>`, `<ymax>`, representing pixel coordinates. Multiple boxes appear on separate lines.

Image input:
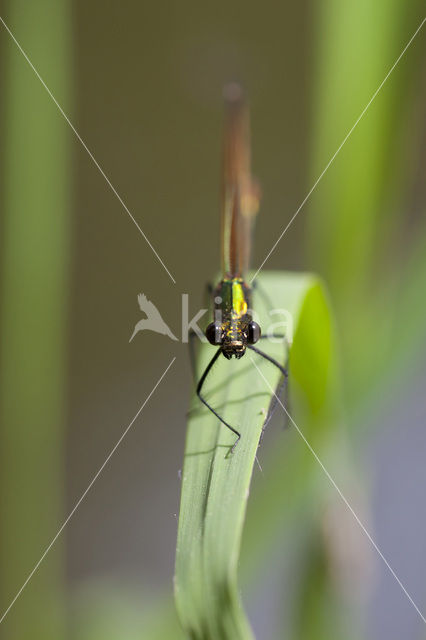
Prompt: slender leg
<box><xmin>257</xmin><ymin>334</ymin><xmax>290</xmax><ymax>428</ymax></box>
<box><xmin>247</xmin><ymin>344</ymin><xmax>289</xmax><ymax>441</ymax></box>
<box><xmin>264</xmin><ymin>370</ymin><xmax>290</xmax><ymax>432</ymax></box>
<box><xmin>259</xmin><ymin>333</ymin><xmax>285</xmax><ymax>341</ymax></box>
<box><xmin>196</xmin><ymin>347</ymin><xmax>242</xmax><ymax>452</ymax></box>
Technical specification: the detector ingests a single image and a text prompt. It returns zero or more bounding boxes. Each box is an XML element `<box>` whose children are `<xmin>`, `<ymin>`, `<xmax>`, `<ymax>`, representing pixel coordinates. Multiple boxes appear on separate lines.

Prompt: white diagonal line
<box><xmin>0</xmin><ymin>16</ymin><xmax>176</xmax><ymax>285</ymax></box>
<box><xmin>250</xmin><ymin>15</ymin><xmax>426</xmax><ymax>283</ymax></box>
<box><xmin>251</xmin><ymin>356</ymin><xmax>426</xmax><ymax>625</ymax></box>
<box><xmin>0</xmin><ymin>357</ymin><xmax>176</xmax><ymax>625</ymax></box>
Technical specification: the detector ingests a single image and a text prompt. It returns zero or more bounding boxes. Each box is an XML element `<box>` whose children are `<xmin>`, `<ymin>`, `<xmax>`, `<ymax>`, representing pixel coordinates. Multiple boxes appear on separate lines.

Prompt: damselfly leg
<box><xmin>189</xmin><ymin>331</ymin><xmax>288</xmax><ymax>452</ymax></box>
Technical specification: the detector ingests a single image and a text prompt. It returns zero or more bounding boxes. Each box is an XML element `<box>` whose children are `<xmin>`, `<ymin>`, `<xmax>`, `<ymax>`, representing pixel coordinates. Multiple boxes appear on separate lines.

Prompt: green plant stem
<box><xmin>0</xmin><ymin>2</ymin><xmax>71</xmax><ymax>637</ymax></box>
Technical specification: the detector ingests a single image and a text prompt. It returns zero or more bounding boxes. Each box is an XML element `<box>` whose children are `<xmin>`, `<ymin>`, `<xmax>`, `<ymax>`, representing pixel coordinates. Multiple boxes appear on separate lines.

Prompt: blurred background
<box><xmin>0</xmin><ymin>1</ymin><xmax>426</xmax><ymax>638</ymax></box>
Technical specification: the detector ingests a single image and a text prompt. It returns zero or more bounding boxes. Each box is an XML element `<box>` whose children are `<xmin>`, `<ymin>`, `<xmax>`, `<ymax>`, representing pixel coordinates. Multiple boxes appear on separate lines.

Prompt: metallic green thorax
<box><xmin>213</xmin><ymin>277</ymin><xmax>253</xmax><ymax>358</ymax></box>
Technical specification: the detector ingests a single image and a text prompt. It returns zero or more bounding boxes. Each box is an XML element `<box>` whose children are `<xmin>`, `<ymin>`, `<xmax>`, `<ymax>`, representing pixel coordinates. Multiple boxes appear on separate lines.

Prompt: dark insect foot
<box><xmin>226</xmin><ymin>434</ymin><xmax>241</xmax><ymax>457</ymax></box>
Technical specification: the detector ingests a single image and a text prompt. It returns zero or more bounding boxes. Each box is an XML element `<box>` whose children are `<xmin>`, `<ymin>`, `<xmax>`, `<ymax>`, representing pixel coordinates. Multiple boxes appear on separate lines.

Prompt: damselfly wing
<box><xmin>221</xmin><ymin>82</ymin><xmax>260</xmax><ymax>279</ymax></box>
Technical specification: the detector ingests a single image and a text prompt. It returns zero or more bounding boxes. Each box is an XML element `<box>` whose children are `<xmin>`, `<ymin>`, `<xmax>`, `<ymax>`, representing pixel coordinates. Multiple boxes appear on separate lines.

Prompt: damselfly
<box><xmin>191</xmin><ymin>84</ymin><xmax>288</xmax><ymax>451</ymax></box>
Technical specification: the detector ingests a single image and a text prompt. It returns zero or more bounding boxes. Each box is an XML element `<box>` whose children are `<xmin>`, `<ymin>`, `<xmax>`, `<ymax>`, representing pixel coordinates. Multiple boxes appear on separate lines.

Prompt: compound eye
<box><xmin>247</xmin><ymin>321</ymin><xmax>261</xmax><ymax>344</ymax></box>
<box><xmin>206</xmin><ymin>321</ymin><xmax>222</xmax><ymax>345</ymax></box>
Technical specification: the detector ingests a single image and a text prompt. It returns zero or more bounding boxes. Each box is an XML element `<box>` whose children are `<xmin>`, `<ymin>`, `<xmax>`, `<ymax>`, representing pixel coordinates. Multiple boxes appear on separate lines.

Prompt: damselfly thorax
<box><xmin>206</xmin><ymin>277</ymin><xmax>260</xmax><ymax>359</ymax></box>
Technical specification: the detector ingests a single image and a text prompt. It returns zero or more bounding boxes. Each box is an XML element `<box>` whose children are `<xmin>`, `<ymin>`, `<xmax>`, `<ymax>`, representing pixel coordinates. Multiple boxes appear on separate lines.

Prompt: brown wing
<box><xmin>221</xmin><ymin>83</ymin><xmax>260</xmax><ymax>278</ymax></box>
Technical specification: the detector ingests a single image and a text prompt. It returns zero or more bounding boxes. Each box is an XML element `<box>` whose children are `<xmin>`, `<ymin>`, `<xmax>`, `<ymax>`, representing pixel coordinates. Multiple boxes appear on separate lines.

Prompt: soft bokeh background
<box><xmin>0</xmin><ymin>1</ymin><xmax>425</xmax><ymax>638</ymax></box>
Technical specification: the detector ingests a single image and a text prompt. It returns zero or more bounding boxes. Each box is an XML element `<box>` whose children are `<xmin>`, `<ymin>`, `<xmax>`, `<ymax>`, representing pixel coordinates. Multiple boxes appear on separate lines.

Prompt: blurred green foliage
<box><xmin>0</xmin><ymin>0</ymin><xmax>71</xmax><ymax>638</ymax></box>
<box><xmin>0</xmin><ymin>0</ymin><xmax>425</xmax><ymax>639</ymax></box>
<box><xmin>307</xmin><ymin>0</ymin><xmax>426</xmax><ymax>413</ymax></box>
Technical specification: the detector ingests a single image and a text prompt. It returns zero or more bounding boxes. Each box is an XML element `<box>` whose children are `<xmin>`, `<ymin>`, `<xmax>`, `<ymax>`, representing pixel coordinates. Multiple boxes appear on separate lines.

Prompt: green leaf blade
<box><xmin>175</xmin><ymin>271</ymin><xmax>324</xmax><ymax>640</ymax></box>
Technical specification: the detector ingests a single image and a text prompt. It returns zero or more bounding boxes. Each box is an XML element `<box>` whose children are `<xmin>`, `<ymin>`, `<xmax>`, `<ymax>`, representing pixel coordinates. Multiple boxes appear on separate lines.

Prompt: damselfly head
<box><xmin>205</xmin><ymin>321</ymin><xmax>223</xmax><ymax>346</ymax></box>
<box><xmin>205</xmin><ymin>319</ymin><xmax>261</xmax><ymax>358</ymax></box>
<box><xmin>247</xmin><ymin>320</ymin><xmax>261</xmax><ymax>344</ymax></box>
<box><xmin>222</xmin><ymin>340</ymin><xmax>246</xmax><ymax>359</ymax></box>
